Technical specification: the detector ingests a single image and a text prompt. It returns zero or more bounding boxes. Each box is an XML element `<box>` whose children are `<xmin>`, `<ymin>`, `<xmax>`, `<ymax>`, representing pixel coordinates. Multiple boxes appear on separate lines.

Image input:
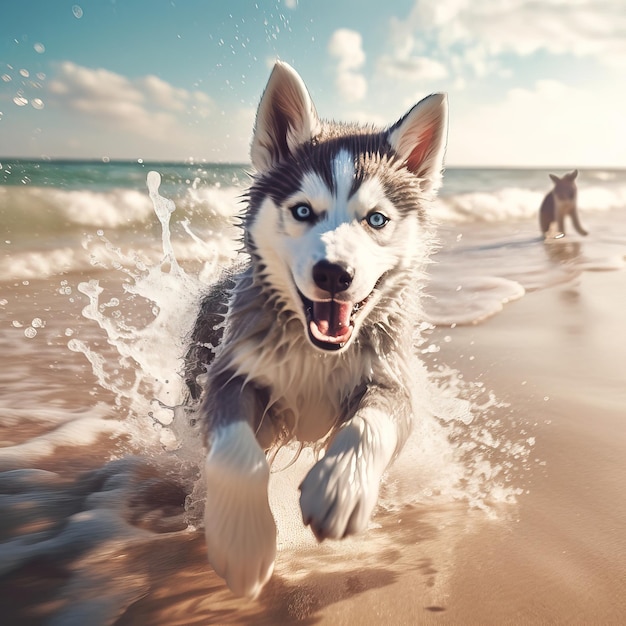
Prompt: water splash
<box><xmin>147</xmin><ymin>171</ymin><xmax>179</xmax><ymax>274</ymax></box>
<box><xmin>68</xmin><ymin>172</ymin><xmax>209</xmax><ymax>454</ymax></box>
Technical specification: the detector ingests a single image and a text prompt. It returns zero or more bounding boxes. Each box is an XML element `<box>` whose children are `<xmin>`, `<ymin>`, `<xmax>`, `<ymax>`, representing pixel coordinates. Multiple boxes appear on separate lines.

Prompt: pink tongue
<box><xmin>312</xmin><ymin>300</ymin><xmax>352</xmax><ymax>339</ymax></box>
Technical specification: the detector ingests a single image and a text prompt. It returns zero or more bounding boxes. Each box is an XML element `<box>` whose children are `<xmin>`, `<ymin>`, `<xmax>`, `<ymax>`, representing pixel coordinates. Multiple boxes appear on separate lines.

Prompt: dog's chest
<box><xmin>231</xmin><ymin>336</ymin><xmax>372</xmax><ymax>442</ymax></box>
<box><xmin>276</xmin><ymin>353</ymin><xmax>372</xmax><ymax>440</ymax></box>
<box><xmin>554</xmin><ymin>195</ymin><xmax>575</xmax><ymax>216</ymax></box>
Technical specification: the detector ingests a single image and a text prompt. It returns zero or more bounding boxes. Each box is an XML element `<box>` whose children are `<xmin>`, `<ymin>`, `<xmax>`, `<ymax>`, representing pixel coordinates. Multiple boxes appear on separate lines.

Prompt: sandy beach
<box><xmin>421</xmin><ymin>268</ymin><xmax>626</xmax><ymax>624</ymax></box>
<box><xmin>3</xmin><ymin>264</ymin><xmax>624</xmax><ymax>624</ymax></box>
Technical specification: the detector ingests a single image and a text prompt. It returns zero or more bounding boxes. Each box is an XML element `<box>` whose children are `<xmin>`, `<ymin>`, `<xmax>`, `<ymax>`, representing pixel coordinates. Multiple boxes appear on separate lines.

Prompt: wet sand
<box><xmin>2</xmin><ymin>269</ymin><xmax>626</xmax><ymax>624</ymax></box>
<box><xmin>423</xmin><ymin>269</ymin><xmax>626</xmax><ymax>624</ymax></box>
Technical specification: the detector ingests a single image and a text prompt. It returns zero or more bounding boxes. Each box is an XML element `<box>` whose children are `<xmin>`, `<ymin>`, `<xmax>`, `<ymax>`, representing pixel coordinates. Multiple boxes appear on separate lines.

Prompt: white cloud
<box><xmin>34</xmin><ymin>61</ymin><xmax>258</xmax><ymax>161</ymax></box>
<box><xmin>328</xmin><ymin>29</ymin><xmax>367</xmax><ymax>103</ymax></box>
<box><xmin>448</xmin><ymin>79</ymin><xmax>626</xmax><ymax>167</ymax></box>
<box><xmin>136</xmin><ymin>75</ymin><xmax>189</xmax><ymax>112</ymax></box>
<box><xmin>329</xmin><ymin>29</ymin><xmax>365</xmax><ymax>71</ymax></box>
<box><xmin>47</xmin><ymin>62</ymin><xmax>214</xmax><ymax>140</ymax></box>
<box><xmin>378</xmin><ymin>55</ymin><xmax>448</xmax><ymax>82</ymax></box>
<box><xmin>336</xmin><ymin>71</ymin><xmax>368</xmax><ymax>103</ymax></box>
<box><xmin>407</xmin><ymin>0</ymin><xmax>626</xmax><ymax>67</ymax></box>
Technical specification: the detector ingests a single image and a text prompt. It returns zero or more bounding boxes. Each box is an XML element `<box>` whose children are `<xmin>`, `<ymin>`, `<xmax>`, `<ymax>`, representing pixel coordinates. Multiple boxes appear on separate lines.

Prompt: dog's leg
<box><xmin>570</xmin><ymin>208</ymin><xmax>588</xmax><ymax>236</ymax></box>
<box><xmin>556</xmin><ymin>209</ymin><xmax>566</xmax><ymax>238</ymax></box>
<box><xmin>202</xmin><ymin>381</ymin><xmax>276</xmax><ymax>598</ymax></box>
<box><xmin>299</xmin><ymin>387</ymin><xmax>410</xmax><ymax>541</ymax></box>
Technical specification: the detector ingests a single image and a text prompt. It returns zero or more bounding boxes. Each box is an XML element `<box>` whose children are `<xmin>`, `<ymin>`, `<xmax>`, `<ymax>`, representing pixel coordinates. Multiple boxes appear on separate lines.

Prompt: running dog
<box><xmin>185</xmin><ymin>61</ymin><xmax>448</xmax><ymax>598</ymax></box>
<box><xmin>539</xmin><ymin>169</ymin><xmax>587</xmax><ymax>238</ymax></box>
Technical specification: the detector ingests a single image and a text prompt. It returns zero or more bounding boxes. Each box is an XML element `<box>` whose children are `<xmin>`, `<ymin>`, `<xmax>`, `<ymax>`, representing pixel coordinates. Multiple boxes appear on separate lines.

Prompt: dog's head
<box><xmin>245</xmin><ymin>62</ymin><xmax>448</xmax><ymax>354</ymax></box>
<box><xmin>549</xmin><ymin>170</ymin><xmax>578</xmax><ymax>201</ymax></box>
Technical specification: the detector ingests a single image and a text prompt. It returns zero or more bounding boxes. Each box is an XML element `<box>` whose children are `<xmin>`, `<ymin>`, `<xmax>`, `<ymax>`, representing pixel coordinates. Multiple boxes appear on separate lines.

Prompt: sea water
<box><xmin>1</xmin><ymin>159</ymin><xmax>626</xmax><ymax>618</ymax></box>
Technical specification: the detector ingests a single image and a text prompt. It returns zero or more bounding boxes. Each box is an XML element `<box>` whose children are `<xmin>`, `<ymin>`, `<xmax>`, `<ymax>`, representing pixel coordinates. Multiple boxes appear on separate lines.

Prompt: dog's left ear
<box><xmin>251</xmin><ymin>62</ymin><xmax>321</xmax><ymax>173</ymax></box>
<box><xmin>388</xmin><ymin>93</ymin><xmax>448</xmax><ymax>193</ymax></box>
<box><xmin>567</xmin><ymin>169</ymin><xmax>579</xmax><ymax>181</ymax></box>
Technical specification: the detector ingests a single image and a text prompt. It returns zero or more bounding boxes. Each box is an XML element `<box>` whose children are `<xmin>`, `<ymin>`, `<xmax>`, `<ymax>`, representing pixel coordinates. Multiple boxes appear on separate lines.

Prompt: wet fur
<box><xmin>539</xmin><ymin>169</ymin><xmax>587</xmax><ymax>238</ymax></box>
<box><xmin>186</xmin><ymin>62</ymin><xmax>448</xmax><ymax>598</ymax></box>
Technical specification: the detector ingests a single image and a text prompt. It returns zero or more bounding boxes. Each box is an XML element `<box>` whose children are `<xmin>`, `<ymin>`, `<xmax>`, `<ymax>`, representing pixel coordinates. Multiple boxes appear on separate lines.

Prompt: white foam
<box><xmin>426</xmin><ymin>276</ymin><xmax>526</xmax><ymax>326</ymax></box>
<box><xmin>55</xmin><ymin>188</ymin><xmax>155</xmax><ymax>228</ymax></box>
<box><xmin>0</xmin><ymin>415</ymin><xmax>126</xmax><ymax>470</ymax></box>
<box><xmin>0</xmin><ymin>247</ymin><xmax>79</xmax><ymax>280</ymax></box>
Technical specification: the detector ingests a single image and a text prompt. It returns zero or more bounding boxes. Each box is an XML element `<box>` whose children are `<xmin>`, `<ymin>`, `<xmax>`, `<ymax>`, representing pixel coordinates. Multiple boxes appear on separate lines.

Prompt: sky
<box><xmin>1</xmin><ymin>0</ymin><xmax>625</xmax><ymax>167</ymax></box>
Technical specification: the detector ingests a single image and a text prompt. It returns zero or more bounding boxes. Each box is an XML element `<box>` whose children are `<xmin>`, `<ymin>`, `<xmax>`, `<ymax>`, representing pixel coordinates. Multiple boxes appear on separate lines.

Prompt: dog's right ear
<box><xmin>549</xmin><ymin>174</ymin><xmax>561</xmax><ymax>184</ymax></box>
<box><xmin>250</xmin><ymin>62</ymin><xmax>320</xmax><ymax>173</ymax></box>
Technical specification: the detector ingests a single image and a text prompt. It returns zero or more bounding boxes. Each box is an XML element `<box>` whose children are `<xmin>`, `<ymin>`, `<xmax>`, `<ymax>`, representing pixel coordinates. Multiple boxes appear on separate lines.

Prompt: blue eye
<box><xmin>291</xmin><ymin>204</ymin><xmax>313</xmax><ymax>222</ymax></box>
<box><xmin>366</xmin><ymin>211</ymin><xmax>389</xmax><ymax>229</ymax></box>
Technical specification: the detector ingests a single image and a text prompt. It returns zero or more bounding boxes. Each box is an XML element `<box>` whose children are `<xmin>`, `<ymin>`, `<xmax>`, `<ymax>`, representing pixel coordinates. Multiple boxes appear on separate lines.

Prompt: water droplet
<box><xmin>34</xmin><ymin>43</ymin><xmax>46</xmax><ymax>54</ymax></box>
<box><xmin>67</xmin><ymin>338</ymin><xmax>81</xmax><ymax>351</ymax></box>
<box><xmin>13</xmin><ymin>96</ymin><xmax>28</xmax><ymax>107</ymax></box>
<box><xmin>543</xmin><ymin>396</ymin><xmax>550</xmax><ymax>402</ymax></box>
<box><xmin>1</xmin><ymin>74</ymin><xmax>11</xmax><ymax>83</ymax></box>
<box><xmin>64</xmin><ymin>328</ymin><xmax>74</xmax><ymax>337</ymax></box>
<box><xmin>24</xmin><ymin>327</ymin><xmax>37</xmax><ymax>338</ymax></box>
<box><xmin>31</xmin><ymin>98</ymin><xmax>44</xmax><ymax>110</ymax></box>
<box><xmin>72</xmin><ymin>5</ymin><xmax>83</xmax><ymax>18</ymax></box>
<box><xmin>19</xmin><ymin>69</ymin><xmax>30</xmax><ymax>78</ymax></box>
<box><xmin>12</xmin><ymin>320</ymin><xmax>23</xmax><ymax>328</ymax></box>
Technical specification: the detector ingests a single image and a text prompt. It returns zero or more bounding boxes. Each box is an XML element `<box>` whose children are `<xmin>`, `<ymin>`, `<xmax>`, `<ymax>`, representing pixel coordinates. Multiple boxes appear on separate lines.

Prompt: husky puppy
<box><xmin>186</xmin><ymin>61</ymin><xmax>448</xmax><ymax>598</ymax></box>
<box><xmin>539</xmin><ymin>169</ymin><xmax>587</xmax><ymax>238</ymax></box>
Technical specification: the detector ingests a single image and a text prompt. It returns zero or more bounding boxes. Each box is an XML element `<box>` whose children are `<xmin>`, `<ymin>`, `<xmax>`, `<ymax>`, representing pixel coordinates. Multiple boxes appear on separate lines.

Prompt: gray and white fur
<box><xmin>186</xmin><ymin>62</ymin><xmax>448</xmax><ymax>598</ymax></box>
<box><xmin>539</xmin><ymin>169</ymin><xmax>587</xmax><ymax>238</ymax></box>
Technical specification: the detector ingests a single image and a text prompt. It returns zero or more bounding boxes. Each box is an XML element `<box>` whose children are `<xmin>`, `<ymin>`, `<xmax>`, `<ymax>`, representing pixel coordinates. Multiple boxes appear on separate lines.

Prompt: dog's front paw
<box><xmin>204</xmin><ymin>422</ymin><xmax>276</xmax><ymax>598</ymax></box>
<box><xmin>299</xmin><ymin>420</ymin><xmax>381</xmax><ymax>541</ymax></box>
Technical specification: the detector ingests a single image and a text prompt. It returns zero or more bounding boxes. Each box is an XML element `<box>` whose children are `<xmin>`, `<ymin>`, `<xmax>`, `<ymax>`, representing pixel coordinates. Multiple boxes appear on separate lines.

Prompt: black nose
<box><xmin>312</xmin><ymin>261</ymin><xmax>353</xmax><ymax>294</ymax></box>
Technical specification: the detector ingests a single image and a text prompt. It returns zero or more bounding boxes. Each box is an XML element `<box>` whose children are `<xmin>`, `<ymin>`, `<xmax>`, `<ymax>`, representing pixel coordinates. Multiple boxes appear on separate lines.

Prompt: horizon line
<box><xmin>1</xmin><ymin>156</ymin><xmax>624</xmax><ymax>171</ymax></box>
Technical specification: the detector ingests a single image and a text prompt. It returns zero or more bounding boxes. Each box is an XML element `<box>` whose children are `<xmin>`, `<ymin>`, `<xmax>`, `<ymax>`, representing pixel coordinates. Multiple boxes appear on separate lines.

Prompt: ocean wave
<box><xmin>0</xmin><ymin>184</ymin><xmax>244</xmax><ymax>235</ymax></box>
<box><xmin>434</xmin><ymin>184</ymin><xmax>626</xmax><ymax>223</ymax></box>
<box><xmin>3</xmin><ymin>180</ymin><xmax>626</xmax><ymax>237</ymax></box>
<box><xmin>0</xmin><ymin>235</ymin><xmax>239</xmax><ymax>281</ymax></box>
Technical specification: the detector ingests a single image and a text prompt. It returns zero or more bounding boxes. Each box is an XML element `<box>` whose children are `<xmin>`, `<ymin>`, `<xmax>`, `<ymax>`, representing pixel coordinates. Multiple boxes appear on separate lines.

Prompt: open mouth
<box><xmin>298</xmin><ymin>291</ymin><xmax>371</xmax><ymax>351</ymax></box>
